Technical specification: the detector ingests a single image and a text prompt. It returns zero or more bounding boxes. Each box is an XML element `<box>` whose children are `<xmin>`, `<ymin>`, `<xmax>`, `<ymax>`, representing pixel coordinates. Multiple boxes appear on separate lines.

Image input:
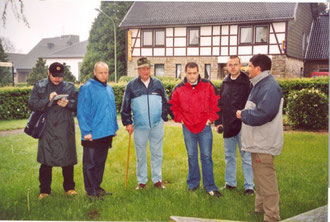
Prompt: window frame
<box><xmin>154</xmin><ymin>29</ymin><xmax>166</xmax><ymax>47</ymax></box>
<box><xmin>154</xmin><ymin>64</ymin><xmax>165</xmax><ymax>77</ymax></box>
<box><xmin>255</xmin><ymin>25</ymin><xmax>268</xmax><ymax>44</ymax></box>
<box><xmin>187</xmin><ymin>27</ymin><xmax>200</xmax><ymax>47</ymax></box>
<box><xmin>141</xmin><ymin>29</ymin><xmax>153</xmax><ymax>47</ymax></box>
<box><xmin>239</xmin><ymin>26</ymin><xmax>253</xmax><ymax>45</ymax></box>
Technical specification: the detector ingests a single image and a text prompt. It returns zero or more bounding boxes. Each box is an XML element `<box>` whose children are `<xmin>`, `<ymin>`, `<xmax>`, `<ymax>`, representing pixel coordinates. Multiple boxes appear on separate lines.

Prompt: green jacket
<box><xmin>28</xmin><ymin>78</ymin><xmax>78</xmax><ymax>166</ymax></box>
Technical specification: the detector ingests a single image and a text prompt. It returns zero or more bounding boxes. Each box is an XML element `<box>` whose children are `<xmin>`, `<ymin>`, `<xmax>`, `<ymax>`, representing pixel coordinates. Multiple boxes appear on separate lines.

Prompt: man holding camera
<box><xmin>215</xmin><ymin>56</ymin><xmax>254</xmax><ymax>195</ymax></box>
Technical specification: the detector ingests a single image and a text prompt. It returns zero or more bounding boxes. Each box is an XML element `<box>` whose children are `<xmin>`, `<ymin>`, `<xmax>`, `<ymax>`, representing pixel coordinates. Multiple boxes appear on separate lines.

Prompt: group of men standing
<box><xmin>28</xmin><ymin>53</ymin><xmax>283</xmax><ymax>222</ymax></box>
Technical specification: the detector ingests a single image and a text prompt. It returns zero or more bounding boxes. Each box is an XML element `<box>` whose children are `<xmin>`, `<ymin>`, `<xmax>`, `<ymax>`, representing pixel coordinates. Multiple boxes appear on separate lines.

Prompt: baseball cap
<box><xmin>49</xmin><ymin>62</ymin><xmax>64</xmax><ymax>77</ymax></box>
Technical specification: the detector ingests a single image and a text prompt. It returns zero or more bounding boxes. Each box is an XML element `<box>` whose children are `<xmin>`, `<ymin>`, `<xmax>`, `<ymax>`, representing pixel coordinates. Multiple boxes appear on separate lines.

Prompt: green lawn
<box><xmin>0</xmin><ymin>123</ymin><xmax>327</xmax><ymax>221</ymax></box>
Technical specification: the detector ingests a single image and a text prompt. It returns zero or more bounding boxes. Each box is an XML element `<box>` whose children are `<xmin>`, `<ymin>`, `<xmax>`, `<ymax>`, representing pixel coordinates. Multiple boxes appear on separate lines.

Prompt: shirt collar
<box><xmin>250</xmin><ymin>70</ymin><xmax>271</xmax><ymax>86</ymax></box>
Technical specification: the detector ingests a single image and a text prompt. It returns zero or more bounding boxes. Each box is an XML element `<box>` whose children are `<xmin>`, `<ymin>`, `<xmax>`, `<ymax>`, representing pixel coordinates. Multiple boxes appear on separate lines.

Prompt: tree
<box><xmin>0</xmin><ymin>39</ymin><xmax>12</xmax><ymax>86</ymax></box>
<box><xmin>26</xmin><ymin>57</ymin><xmax>48</xmax><ymax>85</ymax></box>
<box><xmin>63</xmin><ymin>62</ymin><xmax>76</xmax><ymax>83</ymax></box>
<box><xmin>80</xmin><ymin>1</ymin><xmax>133</xmax><ymax>82</ymax></box>
<box><xmin>0</xmin><ymin>36</ymin><xmax>15</xmax><ymax>52</ymax></box>
<box><xmin>2</xmin><ymin>0</ymin><xmax>30</xmax><ymax>28</ymax></box>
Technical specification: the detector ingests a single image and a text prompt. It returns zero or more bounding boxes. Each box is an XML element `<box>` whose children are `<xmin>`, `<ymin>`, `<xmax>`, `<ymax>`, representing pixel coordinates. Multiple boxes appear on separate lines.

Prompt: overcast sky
<box><xmin>0</xmin><ymin>0</ymin><xmax>327</xmax><ymax>54</ymax></box>
<box><xmin>0</xmin><ymin>0</ymin><xmax>102</xmax><ymax>54</ymax></box>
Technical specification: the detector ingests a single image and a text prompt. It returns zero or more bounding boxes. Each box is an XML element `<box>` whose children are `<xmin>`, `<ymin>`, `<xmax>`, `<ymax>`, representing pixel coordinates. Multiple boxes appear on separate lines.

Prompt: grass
<box><xmin>0</xmin><ymin>122</ymin><xmax>327</xmax><ymax>221</ymax></box>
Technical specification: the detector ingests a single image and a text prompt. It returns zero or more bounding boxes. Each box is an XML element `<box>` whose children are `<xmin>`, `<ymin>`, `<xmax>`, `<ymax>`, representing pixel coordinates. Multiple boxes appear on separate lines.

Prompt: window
<box><xmin>240</xmin><ymin>27</ymin><xmax>252</xmax><ymax>44</ymax></box>
<box><xmin>142</xmin><ymin>29</ymin><xmax>165</xmax><ymax>47</ymax></box>
<box><xmin>154</xmin><ymin>64</ymin><xmax>164</xmax><ymax>77</ymax></box>
<box><xmin>255</xmin><ymin>26</ymin><xmax>268</xmax><ymax>43</ymax></box>
<box><xmin>204</xmin><ymin>64</ymin><xmax>211</xmax><ymax>80</ymax></box>
<box><xmin>239</xmin><ymin>25</ymin><xmax>269</xmax><ymax>44</ymax></box>
<box><xmin>155</xmin><ymin>30</ymin><xmax>165</xmax><ymax>46</ymax></box>
<box><xmin>142</xmin><ymin>30</ymin><xmax>153</xmax><ymax>47</ymax></box>
<box><xmin>188</xmin><ymin>28</ymin><xmax>199</xmax><ymax>46</ymax></box>
<box><xmin>176</xmin><ymin>64</ymin><xmax>182</xmax><ymax>79</ymax></box>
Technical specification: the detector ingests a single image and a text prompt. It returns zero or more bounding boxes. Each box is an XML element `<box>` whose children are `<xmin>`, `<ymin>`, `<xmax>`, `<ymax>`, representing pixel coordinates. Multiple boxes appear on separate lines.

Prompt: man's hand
<box><xmin>236</xmin><ymin>110</ymin><xmax>242</xmax><ymax>119</ymax></box>
<box><xmin>49</xmin><ymin>92</ymin><xmax>57</xmax><ymax>101</ymax></box>
<box><xmin>84</xmin><ymin>134</ymin><xmax>93</xmax><ymax>141</ymax></box>
<box><xmin>126</xmin><ymin>124</ymin><xmax>133</xmax><ymax>135</ymax></box>
<box><xmin>57</xmin><ymin>98</ymin><xmax>68</xmax><ymax>107</ymax></box>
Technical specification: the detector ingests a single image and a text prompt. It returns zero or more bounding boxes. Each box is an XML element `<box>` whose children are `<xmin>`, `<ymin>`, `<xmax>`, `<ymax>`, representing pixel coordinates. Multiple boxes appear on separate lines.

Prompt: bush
<box><xmin>286</xmin><ymin>88</ymin><xmax>328</xmax><ymax>130</ymax></box>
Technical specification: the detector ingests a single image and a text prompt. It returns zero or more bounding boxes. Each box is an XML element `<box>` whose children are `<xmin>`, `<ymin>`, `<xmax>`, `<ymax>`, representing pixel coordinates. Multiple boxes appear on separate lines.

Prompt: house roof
<box><xmin>7</xmin><ymin>53</ymin><xmax>26</xmax><ymax>67</ymax></box>
<box><xmin>16</xmin><ymin>35</ymin><xmax>80</xmax><ymax>69</ymax></box>
<box><xmin>119</xmin><ymin>2</ymin><xmax>298</xmax><ymax>28</ymax></box>
<box><xmin>43</xmin><ymin>40</ymin><xmax>88</xmax><ymax>59</ymax></box>
<box><xmin>305</xmin><ymin>15</ymin><xmax>329</xmax><ymax>61</ymax></box>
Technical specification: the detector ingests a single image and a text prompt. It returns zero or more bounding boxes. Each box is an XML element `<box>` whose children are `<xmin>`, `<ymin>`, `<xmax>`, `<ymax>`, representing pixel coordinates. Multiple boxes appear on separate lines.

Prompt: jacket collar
<box><xmin>183</xmin><ymin>75</ymin><xmax>201</xmax><ymax>87</ymax></box>
<box><xmin>250</xmin><ymin>70</ymin><xmax>271</xmax><ymax>86</ymax></box>
<box><xmin>89</xmin><ymin>78</ymin><xmax>108</xmax><ymax>87</ymax></box>
<box><xmin>223</xmin><ymin>71</ymin><xmax>248</xmax><ymax>83</ymax></box>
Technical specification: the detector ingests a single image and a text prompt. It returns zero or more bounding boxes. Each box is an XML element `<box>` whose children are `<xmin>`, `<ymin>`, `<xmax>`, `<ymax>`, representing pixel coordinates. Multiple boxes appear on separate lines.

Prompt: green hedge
<box><xmin>0</xmin><ymin>78</ymin><xmax>328</xmax><ymax>120</ymax></box>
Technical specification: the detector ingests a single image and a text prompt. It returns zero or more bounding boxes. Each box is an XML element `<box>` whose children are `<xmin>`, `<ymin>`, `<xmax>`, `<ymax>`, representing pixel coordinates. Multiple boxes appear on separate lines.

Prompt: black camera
<box><xmin>217</xmin><ymin>125</ymin><xmax>224</xmax><ymax>134</ymax></box>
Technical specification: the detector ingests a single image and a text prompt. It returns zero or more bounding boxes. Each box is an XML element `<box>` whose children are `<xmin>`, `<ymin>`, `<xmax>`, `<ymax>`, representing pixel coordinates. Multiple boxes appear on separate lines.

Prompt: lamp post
<box><xmin>95</xmin><ymin>8</ymin><xmax>117</xmax><ymax>83</ymax></box>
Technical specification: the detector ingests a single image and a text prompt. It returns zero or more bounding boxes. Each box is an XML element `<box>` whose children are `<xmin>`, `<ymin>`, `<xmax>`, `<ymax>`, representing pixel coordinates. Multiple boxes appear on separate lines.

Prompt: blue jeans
<box><xmin>223</xmin><ymin>130</ymin><xmax>254</xmax><ymax>190</ymax></box>
<box><xmin>134</xmin><ymin>121</ymin><xmax>164</xmax><ymax>184</ymax></box>
<box><xmin>182</xmin><ymin>125</ymin><xmax>218</xmax><ymax>192</ymax></box>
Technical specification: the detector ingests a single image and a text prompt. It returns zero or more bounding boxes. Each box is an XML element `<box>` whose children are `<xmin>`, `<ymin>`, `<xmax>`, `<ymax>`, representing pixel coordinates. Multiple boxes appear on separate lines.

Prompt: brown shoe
<box><xmin>66</xmin><ymin>190</ymin><xmax>78</xmax><ymax>196</ymax></box>
<box><xmin>38</xmin><ymin>193</ymin><xmax>49</xmax><ymax>200</ymax></box>
<box><xmin>154</xmin><ymin>181</ymin><xmax>166</xmax><ymax>189</ymax></box>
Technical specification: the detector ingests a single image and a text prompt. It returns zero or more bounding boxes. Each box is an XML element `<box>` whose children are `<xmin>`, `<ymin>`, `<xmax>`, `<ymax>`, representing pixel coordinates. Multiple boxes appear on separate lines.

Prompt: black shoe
<box><xmin>97</xmin><ymin>187</ymin><xmax>112</xmax><ymax>196</ymax></box>
<box><xmin>207</xmin><ymin>190</ymin><xmax>223</xmax><ymax>198</ymax></box>
<box><xmin>188</xmin><ymin>185</ymin><xmax>200</xmax><ymax>191</ymax></box>
<box><xmin>244</xmin><ymin>189</ymin><xmax>255</xmax><ymax>196</ymax></box>
<box><xmin>222</xmin><ymin>184</ymin><xmax>236</xmax><ymax>190</ymax></box>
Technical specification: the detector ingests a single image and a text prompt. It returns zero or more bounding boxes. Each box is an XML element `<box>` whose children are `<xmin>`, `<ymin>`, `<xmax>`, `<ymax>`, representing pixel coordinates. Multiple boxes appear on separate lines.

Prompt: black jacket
<box><xmin>28</xmin><ymin>78</ymin><xmax>78</xmax><ymax>166</ymax></box>
<box><xmin>215</xmin><ymin>72</ymin><xmax>251</xmax><ymax>138</ymax></box>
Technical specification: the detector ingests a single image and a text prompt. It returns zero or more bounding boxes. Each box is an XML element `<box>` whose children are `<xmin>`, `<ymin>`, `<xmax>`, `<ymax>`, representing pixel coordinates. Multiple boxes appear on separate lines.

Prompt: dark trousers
<box><xmin>39</xmin><ymin>164</ymin><xmax>75</xmax><ymax>194</ymax></box>
<box><xmin>83</xmin><ymin>146</ymin><xmax>109</xmax><ymax>196</ymax></box>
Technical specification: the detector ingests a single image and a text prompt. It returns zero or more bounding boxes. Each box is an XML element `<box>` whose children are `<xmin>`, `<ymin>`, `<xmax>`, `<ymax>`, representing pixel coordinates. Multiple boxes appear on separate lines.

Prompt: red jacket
<box><xmin>169</xmin><ymin>77</ymin><xmax>220</xmax><ymax>134</ymax></box>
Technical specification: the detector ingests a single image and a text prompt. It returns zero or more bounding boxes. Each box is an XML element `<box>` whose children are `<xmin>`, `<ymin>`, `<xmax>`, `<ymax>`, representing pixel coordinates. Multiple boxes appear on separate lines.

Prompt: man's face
<box><xmin>247</xmin><ymin>62</ymin><xmax>260</xmax><ymax>79</ymax></box>
<box><xmin>227</xmin><ymin>58</ymin><xmax>241</xmax><ymax>77</ymax></box>
<box><xmin>48</xmin><ymin>72</ymin><xmax>63</xmax><ymax>85</ymax></box>
<box><xmin>138</xmin><ymin>66</ymin><xmax>151</xmax><ymax>81</ymax></box>
<box><xmin>186</xmin><ymin>67</ymin><xmax>199</xmax><ymax>84</ymax></box>
<box><xmin>94</xmin><ymin>64</ymin><xmax>109</xmax><ymax>83</ymax></box>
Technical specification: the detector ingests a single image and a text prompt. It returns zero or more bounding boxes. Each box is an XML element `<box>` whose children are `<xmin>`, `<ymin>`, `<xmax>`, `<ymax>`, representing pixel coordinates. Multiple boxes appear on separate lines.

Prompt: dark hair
<box><xmin>249</xmin><ymin>54</ymin><xmax>272</xmax><ymax>71</ymax></box>
<box><xmin>228</xmin><ymin>56</ymin><xmax>241</xmax><ymax>64</ymax></box>
<box><xmin>185</xmin><ymin>62</ymin><xmax>199</xmax><ymax>72</ymax></box>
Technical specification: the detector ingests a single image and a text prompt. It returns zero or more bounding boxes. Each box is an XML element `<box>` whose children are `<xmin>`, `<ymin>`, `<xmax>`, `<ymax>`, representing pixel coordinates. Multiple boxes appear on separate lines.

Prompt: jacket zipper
<box><xmin>146</xmin><ymin>86</ymin><xmax>151</xmax><ymax>128</ymax></box>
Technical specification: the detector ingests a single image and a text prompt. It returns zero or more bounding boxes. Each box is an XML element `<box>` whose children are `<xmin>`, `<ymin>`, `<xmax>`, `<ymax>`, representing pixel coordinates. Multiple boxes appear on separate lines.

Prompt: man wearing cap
<box><xmin>121</xmin><ymin>57</ymin><xmax>168</xmax><ymax>190</ymax></box>
<box><xmin>28</xmin><ymin>62</ymin><xmax>78</xmax><ymax>200</ymax></box>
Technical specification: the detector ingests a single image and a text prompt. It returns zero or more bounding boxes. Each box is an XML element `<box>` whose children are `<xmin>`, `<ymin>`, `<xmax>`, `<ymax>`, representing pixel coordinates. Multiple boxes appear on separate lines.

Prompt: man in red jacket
<box><xmin>169</xmin><ymin>62</ymin><xmax>222</xmax><ymax>197</ymax></box>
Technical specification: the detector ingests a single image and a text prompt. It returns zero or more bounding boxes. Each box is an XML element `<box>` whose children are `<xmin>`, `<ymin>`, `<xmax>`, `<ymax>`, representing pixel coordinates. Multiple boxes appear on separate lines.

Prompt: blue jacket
<box><xmin>77</xmin><ymin>79</ymin><xmax>119</xmax><ymax>140</ymax></box>
<box><xmin>120</xmin><ymin>77</ymin><xmax>168</xmax><ymax>130</ymax></box>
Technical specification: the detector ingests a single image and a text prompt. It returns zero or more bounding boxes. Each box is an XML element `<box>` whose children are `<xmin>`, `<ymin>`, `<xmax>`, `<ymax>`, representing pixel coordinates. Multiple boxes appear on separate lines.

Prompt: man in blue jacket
<box><xmin>77</xmin><ymin>61</ymin><xmax>119</xmax><ymax>198</ymax></box>
<box><xmin>236</xmin><ymin>54</ymin><xmax>283</xmax><ymax>222</ymax></box>
<box><xmin>121</xmin><ymin>57</ymin><xmax>168</xmax><ymax>190</ymax></box>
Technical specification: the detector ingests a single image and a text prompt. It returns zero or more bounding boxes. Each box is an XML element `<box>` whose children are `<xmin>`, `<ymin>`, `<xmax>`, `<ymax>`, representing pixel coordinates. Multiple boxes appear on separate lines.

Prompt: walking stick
<box><xmin>125</xmin><ymin>133</ymin><xmax>131</xmax><ymax>189</ymax></box>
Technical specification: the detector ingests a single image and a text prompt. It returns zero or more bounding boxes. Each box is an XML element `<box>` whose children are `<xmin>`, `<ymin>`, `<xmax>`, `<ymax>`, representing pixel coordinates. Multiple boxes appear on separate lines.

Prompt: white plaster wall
<box><xmin>213</xmin><ymin>26</ymin><xmax>220</xmax><ymax>35</ymax></box>
<box><xmin>174</xmin><ymin>48</ymin><xmax>186</xmax><ymax>56</ymax></box>
<box><xmin>253</xmin><ymin>45</ymin><xmax>268</xmax><ymax>54</ymax></box>
<box><xmin>174</xmin><ymin>38</ymin><xmax>186</xmax><ymax>47</ymax></box>
<box><xmin>166</xmin><ymin>28</ymin><xmax>173</xmax><ymax>36</ymax></box>
<box><xmin>201</xmin><ymin>37</ymin><xmax>211</xmax><ymax>46</ymax></box>
<box><xmin>187</xmin><ymin>48</ymin><xmax>199</xmax><ymax>56</ymax></box>
<box><xmin>141</xmin><ymin>48</ymin><xmax>152</xmax><ymax>56</ymax></box>
<box><xmin>45</xmin><ymin>58</ymin><xmax>82</xmax><ymax>80</ymax></box>
<box><xmin>238</xmin><ymin>46</ymin><xmax>252</xmax><ymax>55</ymax></box>
<box><xmin>201</xmin><ymin>26</ymin><xmax>212</xmax><ymax>35</ymax></box>
<box><xmin>272</xmin><ymin>22</ymin><xmax>286</xmax><ymax>32</ymax></box>
<box><xmin>175</xmin><ymin>27</ymin><xmax>186</xmax><ymax>36</ymax></box>
<box><xmin>154</xmin><ymin>48</ymin><xmax>165</xmax><ymax>56</ymax></box>
<box><xmin>200</xmin><ymin>47</ymin><xmax>211</xmax><ymax>55</ymax></box>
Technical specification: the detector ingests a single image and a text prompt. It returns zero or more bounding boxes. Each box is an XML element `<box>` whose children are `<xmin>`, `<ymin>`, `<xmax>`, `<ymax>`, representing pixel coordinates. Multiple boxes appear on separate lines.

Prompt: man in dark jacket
<box><xmin>121</xmin><ymin>57</ymin><xmax>168</xmax><ymax>190</ymax></box>
<box><xmin>169</xmin><ymin>62</ymin><xmax>222</xmax><ymax>197</ymax></box>
<box><xmin>28</xmin><ymin>62</ymin><xmax>78</xmax><ymax>200</ymax></box>
<box><xmin>215</xmin><ymin>56</ymin><xmax>254</xmax><ymax>195</ymax></box>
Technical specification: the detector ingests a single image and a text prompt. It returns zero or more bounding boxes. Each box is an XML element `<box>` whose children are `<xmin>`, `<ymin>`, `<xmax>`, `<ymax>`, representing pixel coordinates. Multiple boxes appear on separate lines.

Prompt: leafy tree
<box><xmin>0</xmin><ymin>39</ymin><xmax>12</xmax><ymax>86</ymax></box>
<box><xmin>26</xmin><ymin>57</ymin><xmax>48</xmax><ymax>85</ymax></box>
<box><xmin>63</xmin><ymin>62</ymin><xmax>76</xmax><ymax>83</ymax></box>
<box><xmin>80</xmin><ymin>1</ymin><xmax>133</xmax><ymax>82</ymax></box>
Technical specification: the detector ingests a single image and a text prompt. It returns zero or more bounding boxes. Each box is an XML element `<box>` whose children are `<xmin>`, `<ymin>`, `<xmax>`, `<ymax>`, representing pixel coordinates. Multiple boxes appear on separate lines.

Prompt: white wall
<box><xmin>45</xmin><ymin>58</ymin><xmax>82</xmax><ymax>80</ymax></box>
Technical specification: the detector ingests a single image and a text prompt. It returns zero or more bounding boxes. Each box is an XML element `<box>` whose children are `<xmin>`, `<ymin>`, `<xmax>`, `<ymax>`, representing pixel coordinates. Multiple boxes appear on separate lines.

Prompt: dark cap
<box><xmin>137</xmin><ymin>57</ymin><xmax>151</xmax><ymax>69</ymax></box>
<box><xmin>49</xmin><ymin>62</ymin><xmax>64</xmax><ymax>77</ymax></box>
